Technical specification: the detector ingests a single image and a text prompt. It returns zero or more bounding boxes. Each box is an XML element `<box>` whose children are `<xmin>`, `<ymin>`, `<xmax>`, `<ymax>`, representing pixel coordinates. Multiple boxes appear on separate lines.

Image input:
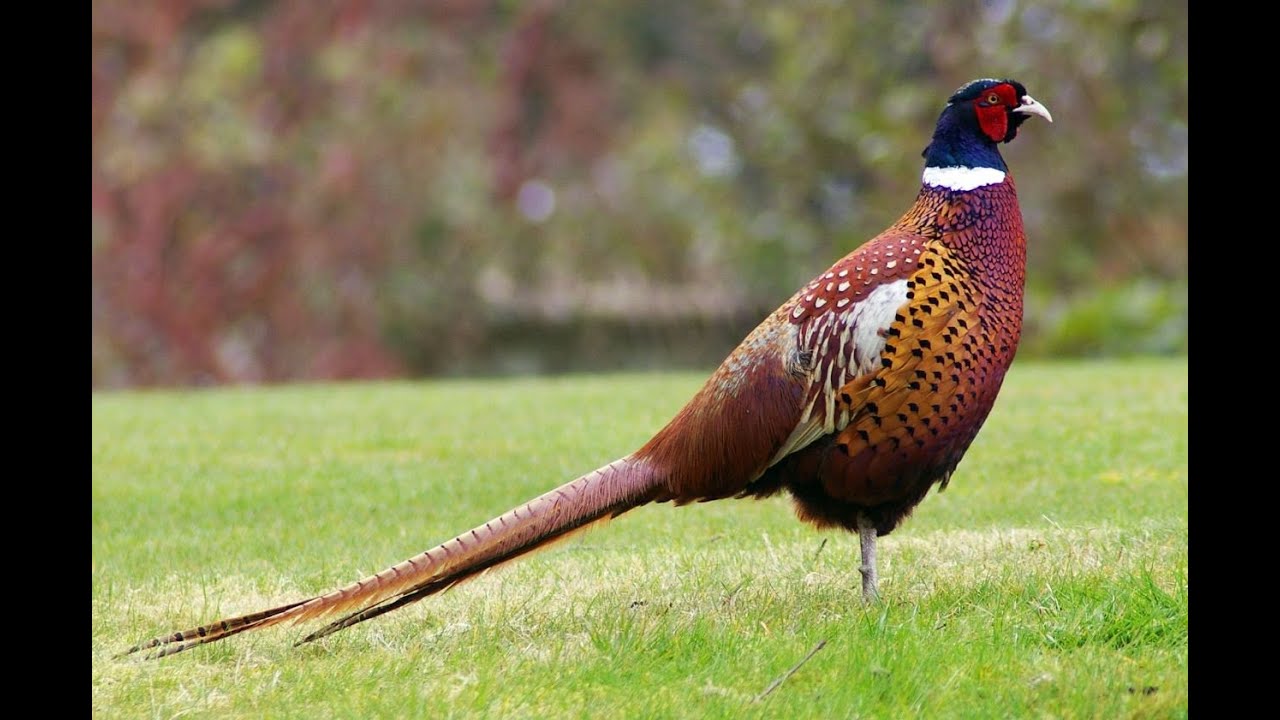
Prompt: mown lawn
<box><xmin>92</xmin><ymin>358</ymin><xmax>1187</xmax><ymax>719</ymax></box>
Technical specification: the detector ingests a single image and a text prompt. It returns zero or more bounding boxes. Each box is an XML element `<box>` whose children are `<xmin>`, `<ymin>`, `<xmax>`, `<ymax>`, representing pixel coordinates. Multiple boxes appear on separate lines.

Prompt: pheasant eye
<box><xmin>986</xmin><ymin>93</ymin><xmax>1000</xmax><ymax>104</ymax></box>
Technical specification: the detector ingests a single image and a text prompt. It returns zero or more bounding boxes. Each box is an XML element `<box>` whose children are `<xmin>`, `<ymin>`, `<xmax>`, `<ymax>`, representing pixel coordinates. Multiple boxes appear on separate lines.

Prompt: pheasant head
<box><xmin>922</xmin><ymin>78</ymin><xmax>1053</xmax><ymax>177</ymax></box>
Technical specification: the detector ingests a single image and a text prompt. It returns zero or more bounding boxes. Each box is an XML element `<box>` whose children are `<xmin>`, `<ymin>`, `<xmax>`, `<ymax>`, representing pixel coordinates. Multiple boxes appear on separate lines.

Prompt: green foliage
<box><xmin>92</xmin><ymin>2</ymin><xmax>1187</xmax><ymax>387</ymax></box>
<box><xmin>1025</xmin><ymin>277</ymin><xmax>1188</xmax><ymax>356</ymax></box>
<box><xmin>93</xmin><ymin>360</ymin><xmax>1187</xmax><ymax>717</ymax></box>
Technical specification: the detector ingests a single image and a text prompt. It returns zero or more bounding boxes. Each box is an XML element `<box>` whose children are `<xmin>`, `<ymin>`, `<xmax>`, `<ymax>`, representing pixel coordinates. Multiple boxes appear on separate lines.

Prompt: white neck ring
<box><xmin>922</xmin><ymin>166</ymin><xmax>1006</xmax><ymax>191</ymax></box>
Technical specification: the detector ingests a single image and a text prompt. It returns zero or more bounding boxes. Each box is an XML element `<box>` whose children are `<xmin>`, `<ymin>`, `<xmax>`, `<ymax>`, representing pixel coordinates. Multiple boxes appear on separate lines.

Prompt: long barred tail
<box><xmin>118</xmin><ymin>455</ymin><xmax>662</xmax><ymax>659</ymax></box>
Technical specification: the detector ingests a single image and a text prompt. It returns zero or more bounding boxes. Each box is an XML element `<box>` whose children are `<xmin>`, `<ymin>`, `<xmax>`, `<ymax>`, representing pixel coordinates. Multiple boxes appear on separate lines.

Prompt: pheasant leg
<box><xmin>858</xmin><ymin>515</ymin><xmax>879</xmax><ymax>602</ymax></box>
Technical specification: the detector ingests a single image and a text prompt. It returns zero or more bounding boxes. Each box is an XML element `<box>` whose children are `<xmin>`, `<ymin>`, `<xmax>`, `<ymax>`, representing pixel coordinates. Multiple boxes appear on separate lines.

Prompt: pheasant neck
<box><xmin>903</xmin><ymin>178</ymin><xmax>1027</xmax><ymax>309</ymax></box>
<box><xmin>921</xmin><ymin>166</ymin><xmax>1005</xmax><ymax>191</ymax></box>
<box><xmin>920</xmin><ymin>106</ymin><xmax>1008</xmax><ymax>177</ymax></box>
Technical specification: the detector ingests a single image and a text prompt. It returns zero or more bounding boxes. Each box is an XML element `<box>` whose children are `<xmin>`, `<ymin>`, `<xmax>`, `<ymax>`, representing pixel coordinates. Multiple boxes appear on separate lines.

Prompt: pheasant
<box><xmin>120</xmin><ymin>78</ymin><xmax>1051</xmax><ymax>659</ymax></box>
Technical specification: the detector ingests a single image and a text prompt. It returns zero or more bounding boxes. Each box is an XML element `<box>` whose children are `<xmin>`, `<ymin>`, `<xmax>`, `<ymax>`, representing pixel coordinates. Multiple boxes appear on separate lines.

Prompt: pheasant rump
<box><xmin>122</xmin><ymin>77</ymin><xmax>1052</xmax><ymax>659</ymax></box>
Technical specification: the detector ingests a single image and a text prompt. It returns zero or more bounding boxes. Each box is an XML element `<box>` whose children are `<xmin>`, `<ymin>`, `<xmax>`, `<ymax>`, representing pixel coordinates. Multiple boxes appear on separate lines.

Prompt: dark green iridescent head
<box><xmin>922</xmin><ymin>78</ymin><xmax>1052</xmax><ymax>171</ymax></box>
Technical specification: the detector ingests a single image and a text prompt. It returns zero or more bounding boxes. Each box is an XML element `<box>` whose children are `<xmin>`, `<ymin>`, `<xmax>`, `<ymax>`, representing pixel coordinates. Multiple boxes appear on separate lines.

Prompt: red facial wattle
<box><xmin>973</xmin><ymin>83</ymin><xmax>1019</xmax><ymax>142</ymax></box>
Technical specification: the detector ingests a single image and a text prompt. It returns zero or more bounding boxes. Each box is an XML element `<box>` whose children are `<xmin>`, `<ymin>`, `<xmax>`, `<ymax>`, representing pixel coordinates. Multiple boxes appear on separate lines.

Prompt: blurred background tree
<box><xmin>91</xmin><ymin>0</ymin><xmax>1187</xmax><ymax>389</ymax></box>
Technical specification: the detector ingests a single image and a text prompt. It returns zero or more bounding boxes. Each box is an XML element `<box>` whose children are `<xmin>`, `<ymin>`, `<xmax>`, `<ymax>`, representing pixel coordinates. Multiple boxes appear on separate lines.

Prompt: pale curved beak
<box><xmin>1014</xmin><ymin>94</ymin><xmax>1053</xmax><ymax>123</ymax></box>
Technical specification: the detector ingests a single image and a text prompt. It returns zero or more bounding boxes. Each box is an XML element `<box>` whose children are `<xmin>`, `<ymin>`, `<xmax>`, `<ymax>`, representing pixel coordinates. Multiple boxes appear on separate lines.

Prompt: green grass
<box><xmin>92</xmin><ymin>359</ymin><xmax>1187</xmax><ymax>719</ymax></box>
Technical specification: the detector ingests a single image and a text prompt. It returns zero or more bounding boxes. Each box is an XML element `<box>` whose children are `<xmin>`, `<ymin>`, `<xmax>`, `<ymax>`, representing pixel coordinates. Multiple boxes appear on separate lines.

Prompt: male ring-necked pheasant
<box><xmin>122</xmin><ymin>78</ymin><xmax>1051</xmax><ymax>659</ymax></box>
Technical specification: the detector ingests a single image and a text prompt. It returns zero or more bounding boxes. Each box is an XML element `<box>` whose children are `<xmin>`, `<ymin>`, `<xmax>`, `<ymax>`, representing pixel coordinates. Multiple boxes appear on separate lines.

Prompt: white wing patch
<box><xmin>847</xmin><ymin>279</ymin><xmax>909</xmax><ymax>375</ymax></box>
<box><xmin>922</xmin><ymin>166</ymin><xmax>1005</xmax><ymax>191</ymax></box>
<box><xmin>768</xmin><ymin>279</ymin><xmax>910</xmax><ymax>467</ymax></box>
